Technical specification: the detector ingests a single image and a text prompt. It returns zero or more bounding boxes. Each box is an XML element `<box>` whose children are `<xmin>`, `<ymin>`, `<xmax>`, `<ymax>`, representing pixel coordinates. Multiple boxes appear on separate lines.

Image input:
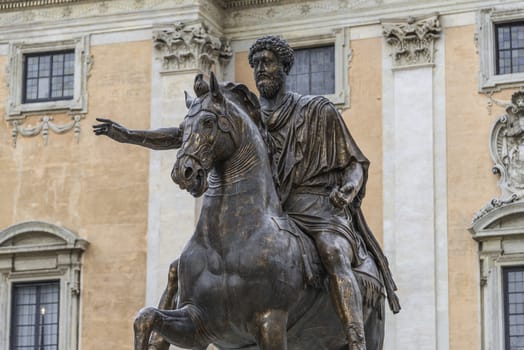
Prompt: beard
<box><xmin>256</xmin><ymin>71</ymin><xmax>285</xmax><ymax>99</ymax></box>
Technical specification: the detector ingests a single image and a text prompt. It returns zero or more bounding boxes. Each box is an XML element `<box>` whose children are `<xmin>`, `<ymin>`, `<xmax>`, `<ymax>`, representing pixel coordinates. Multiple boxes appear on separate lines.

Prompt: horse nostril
<box><xmin>184</xmin><ymin>167</ymin><xmax>194</xmax><ymax>179</ymax></box>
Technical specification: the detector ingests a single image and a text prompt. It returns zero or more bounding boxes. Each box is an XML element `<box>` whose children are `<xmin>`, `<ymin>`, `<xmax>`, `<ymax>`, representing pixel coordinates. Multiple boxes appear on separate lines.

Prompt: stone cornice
<box><xmin>214</xmin><ymin>0</ymin><xmax>281</xmax><ymax>9</ymax></box>
<box><xmin>0</xmin><ymin>0</ymin><xmax>86</xmax><ymax>11</ymax></box>
<box><xmin>382</xmin><ymin>14</ymin><xmax>441</xmax><ymax>69</ymax></box>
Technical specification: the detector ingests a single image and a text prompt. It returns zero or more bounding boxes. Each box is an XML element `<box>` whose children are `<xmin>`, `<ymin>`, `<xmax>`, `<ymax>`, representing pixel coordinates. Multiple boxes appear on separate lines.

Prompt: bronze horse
<box><xmin>133</xmin><ymin>73</ymin><xmax>385</xmax><ymax>350</ymax></box>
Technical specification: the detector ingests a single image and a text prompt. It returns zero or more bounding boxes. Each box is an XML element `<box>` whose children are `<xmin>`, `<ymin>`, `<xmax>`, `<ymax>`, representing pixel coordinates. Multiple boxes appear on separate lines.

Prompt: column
<box><xmin>382</xmin><ymin>15</ymin><xmax>449</xmax><ymax>350</ymax></box>
<box><xmin>147</xmin><ymin>22</ymin><xmax>231</xmax><ymax>306</ymax></box>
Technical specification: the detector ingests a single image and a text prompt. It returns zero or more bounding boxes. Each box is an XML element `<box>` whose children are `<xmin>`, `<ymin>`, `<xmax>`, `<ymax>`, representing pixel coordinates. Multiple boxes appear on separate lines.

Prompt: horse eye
<box><xmin>202</xmin><ymin>119</ymin><xmax>213</xmax><ymax>129</ymax></box>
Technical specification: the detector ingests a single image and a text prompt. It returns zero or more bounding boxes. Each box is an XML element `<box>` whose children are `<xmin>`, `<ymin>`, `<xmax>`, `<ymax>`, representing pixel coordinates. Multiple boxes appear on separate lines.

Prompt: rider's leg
<box><xmin>149</xmin><ymin>259</ymin><xmax>180</xmax><ymax>350</ymax></box>
<box><xmin>255</xmin><ymin>309</ymin><xmax>288</xmax><ymax>350</ymax></box>
<box><xmin>363</xmin><ymin>295</ymin><xmax>385</xmax><ymax>350</ymax></box>
<box><xmin>134</xmin><ymin>306</ymin><xmax>209</xmax><ymax>350</ymax></box>
<box><xmin>315</xmin><ymin>233</ymin><xmax>365</xmax><ymax>350</ymax></box>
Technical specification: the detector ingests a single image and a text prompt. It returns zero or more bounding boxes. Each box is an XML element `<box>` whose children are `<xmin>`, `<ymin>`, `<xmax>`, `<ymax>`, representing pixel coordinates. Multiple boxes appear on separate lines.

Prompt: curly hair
<box><xmin>248</xmin><ymin>35</ymin><xmax>294</xmax><ymax>75</ymax></box>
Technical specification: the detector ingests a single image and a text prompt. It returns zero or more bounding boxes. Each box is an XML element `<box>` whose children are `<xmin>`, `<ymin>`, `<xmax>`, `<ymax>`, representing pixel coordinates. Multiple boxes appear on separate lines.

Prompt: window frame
<box><xmin>502</xmin><ymin>265</ymin><xmax>524</xmax><ymax>350</ymax></box>
<box><xmin>495</xmin><ymin>21</ymin><xmax>524</xmax><ymax>76</ymax></box>
<box><xmin>285</xmin><ymin>28</ymin><xmax>350</xmax><ymax>108</ymax></box>
<box><xmin>22</xmin><ymin>50</ymin><xmax>76</xmax><ymax>104</ymax></box>
<box><xmin>0</xmin><ymin>221</ymin><xmax>88</xmax><ymax>350</ymax></box>
<box><xmin>285</xmin><ymin>44</ymin><xmax>336</xmax><ymax>97</ymax></box>
<box><xmin>478</xmin><ymin>8</ymin><xmax>524</xmax><ymax>91</ymax></box>
<box><xmin>10</xmin><ymin>280</ymin><xmax>61</xmax><ymax>350</ymax></box>
<box><xmin>6</xmin><ymin>36</ymin><xmax>90</xmax><ymax>120</ymax></box>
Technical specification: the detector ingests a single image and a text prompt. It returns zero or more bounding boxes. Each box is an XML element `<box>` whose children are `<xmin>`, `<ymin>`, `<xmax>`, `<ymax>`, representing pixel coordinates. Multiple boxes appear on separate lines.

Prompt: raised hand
<box><xmin>92</xmin><ymin>118</ymin><xmax>130</xmax><ymax>143</ymax></box>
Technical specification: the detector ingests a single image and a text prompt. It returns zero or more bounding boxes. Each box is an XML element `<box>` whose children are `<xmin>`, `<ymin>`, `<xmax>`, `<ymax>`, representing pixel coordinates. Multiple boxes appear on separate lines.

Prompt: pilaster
<box><xmin>382</xmin><ymin>14</ymin><xmax>448</xmax><ymax>350</ymax></box>
<box><xmin>146</xmin><ymin>21</ymin><xmax>231</xmax><ymax>313</ymax></box>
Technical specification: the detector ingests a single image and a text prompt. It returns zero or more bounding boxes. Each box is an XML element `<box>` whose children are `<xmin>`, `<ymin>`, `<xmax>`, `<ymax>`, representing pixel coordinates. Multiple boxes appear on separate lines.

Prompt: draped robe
<box><xmin>261</xmin><ymin>92</ymin><xmax>369</xmax><ymax>266</ymax></box>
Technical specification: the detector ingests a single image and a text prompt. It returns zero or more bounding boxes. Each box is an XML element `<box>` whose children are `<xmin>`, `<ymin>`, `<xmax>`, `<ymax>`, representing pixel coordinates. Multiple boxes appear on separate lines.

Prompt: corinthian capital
<box><xmin>153</xmin><ymin>22</ymin><xmax>232</xmax><ymax>73</ymax></box>
<box><xmin>382</xmin><ymin>14</ymin><xmax>441</xmax><ymax>69</ymax></box>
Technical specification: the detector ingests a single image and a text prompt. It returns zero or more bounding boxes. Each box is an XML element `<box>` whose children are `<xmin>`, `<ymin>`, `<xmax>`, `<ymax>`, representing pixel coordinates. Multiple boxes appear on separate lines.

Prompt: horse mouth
<box><xmin>189</xmin><ymin>168</ymin><xmax>208</xmax><ymax>197</ymax></box>
<box><xmin>172</xmin><ymin>156</ymin><xmax>209</xmax><ymax>198</ymax></box>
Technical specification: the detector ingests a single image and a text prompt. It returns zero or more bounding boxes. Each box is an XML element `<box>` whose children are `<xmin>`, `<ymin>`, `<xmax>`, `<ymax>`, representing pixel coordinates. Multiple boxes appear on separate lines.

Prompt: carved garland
<box><xmin>382</xmin><ymin>15</ymin><xmax>441</xmax><ymax>69</ymax></box>
<box><xmin>10</xmin><ymin>114</ymin><xmax>85</xmax><ymax>147</ymax></box>
<box><xmin>153</xmin><ymin>22</ymin><xmax>232</xmax><ymax>73</ymax></box>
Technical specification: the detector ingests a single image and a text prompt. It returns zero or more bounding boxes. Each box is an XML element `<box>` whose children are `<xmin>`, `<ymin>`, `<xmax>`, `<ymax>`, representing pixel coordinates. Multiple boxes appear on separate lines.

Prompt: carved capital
<box><xmin>382</xmin><ymin>14</ymin><xmax>441</xmax><ymax>69</ymax></box>
<box><xmin>153</xmin><ymin>22</ymin><xmax>232</xmax><ymax>73</ymax></box>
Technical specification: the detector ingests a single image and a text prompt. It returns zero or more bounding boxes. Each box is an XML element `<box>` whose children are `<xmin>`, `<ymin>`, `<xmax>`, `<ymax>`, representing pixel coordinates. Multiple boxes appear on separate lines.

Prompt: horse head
<box><xmin>171</xmin><ymin>72</ymin><xmax>261</xmax><ymax>197</ymax></box>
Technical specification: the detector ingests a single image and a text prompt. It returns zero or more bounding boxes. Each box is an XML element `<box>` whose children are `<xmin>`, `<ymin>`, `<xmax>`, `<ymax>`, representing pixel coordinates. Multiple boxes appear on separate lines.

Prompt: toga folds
<box><xmin>260</xmin><ymin>91</ymin><xmax>400</xmax><ymax>313</ymax></box>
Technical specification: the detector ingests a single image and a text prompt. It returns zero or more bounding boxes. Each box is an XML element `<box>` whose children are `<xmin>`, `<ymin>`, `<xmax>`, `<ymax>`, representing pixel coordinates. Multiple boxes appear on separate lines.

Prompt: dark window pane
<box><xmin>504</xmin><ymin>267</ymin><xmax>524</xmax><ymax>350</ymax></box>
<box><xmin>51</xmin><ymin>77</ymin><xmax>63</xmax><ymax>98</ymax></box>
<box><xmin>497</xmin><ymin>22</ymin><xmax>524</xmax><ymax>74</ymax></box>
<box><xmin>24</xmin><ymin>51</ymin><xmax>74</xmax><ymax>102</ymax></box>
<box><xmin>64</xmin><ymin>53</ymin><xmax>74</xmax><ymax>75</ymax></box>
<box><xmin>26</xmin><ymin>57</ymin><xmax>39</xmax><ymax>78</ymax></box>
<box><xmin>63</xmin><ymin>75</ymin><xmax>74</xmax><ymax>97</ymax></box>
<box><xmin>38</xmin><ymin>78</ymin><xmax>50</xmax><ymax>99</ymax></box>
<box><xmin>11</xmin><ymin>281</ymin><xmax>59</xmax><ymax>350</ymax></box>
<box><xmin>285</xmin><ymin>45</ymin><xmax>335</xmax><ymax>95</ymax></box>
<box><xmin>52</xmin><ymin>55</ymin><xmax>64</xmax><ymax>76</ymax></box>
<box><xmin>39</xmin><ymin>56</ymin><xmax>50</xmax><ymax>77</ymax></box>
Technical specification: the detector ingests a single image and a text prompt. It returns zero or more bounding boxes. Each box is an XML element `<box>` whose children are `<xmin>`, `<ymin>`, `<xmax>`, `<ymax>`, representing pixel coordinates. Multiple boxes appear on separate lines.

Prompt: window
<box><xmin>504</xmin><ymin>266</ymin><xmax>524</xmax><ymax>350</ymax></box>
<box><xmin>6</xmin><ymin>37</ymin><xmax>90</xmax><ymax>119</ymax></box>
<box><xmin>23</xmin><ymin>51</ymin><xmax>75</xmax><ymax>103</ymax></box>
<box><xmin>11</xmin><ymin>281</ymin><xmax>60</xmax><ymax>350</ymax></box>
<box><xmin>284</xmin><ymin>28</ymin><xmax>350</xmax><ymax>108</ymax></box>
<box><xmin>478</xmin><ymin>8</ymin><xmax>524</xmax><ymax>91</ymax></box>
<box><xmin>286</xmin><ymin>45</ymin><xmax>335</xmax><ymax>96</ymax></box>
<box><xmin>0</xmin><ymin>221</ymin><xmax>88</xmax><ymax>350</ymax></box>
<box><xmin>496</xmin><ymin>22</ymin><xmax>524</xmax><ymax>75</ymax></box>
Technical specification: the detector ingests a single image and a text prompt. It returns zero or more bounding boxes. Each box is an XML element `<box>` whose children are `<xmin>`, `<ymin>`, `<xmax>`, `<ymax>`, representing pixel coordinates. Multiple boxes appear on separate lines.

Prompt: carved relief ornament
<box><xmin>473</xmin><ymin>89</ymin><xmax>524</xmax><ymax>222</ymax></box>
<box><xmin>153</xmin><ymin>22</ymin><xmax>232</xmax><ymax>73</ymax></box>
<box><xmin>382</xmin><ymin>14</ymin><xmax>441</xmax><ymax>69</ymax></box>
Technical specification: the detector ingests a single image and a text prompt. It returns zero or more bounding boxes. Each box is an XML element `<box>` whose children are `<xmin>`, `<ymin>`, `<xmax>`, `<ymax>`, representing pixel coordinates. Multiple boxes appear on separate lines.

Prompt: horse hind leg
<box><xmin>134</xmin><ymin>306</ymin><xmax>209</xmax><ymax>350</ymax></box>
<box><xmin>149</xmin><ymin>259</ymin><xmax>180</xmax><ymax>350</ymax></box>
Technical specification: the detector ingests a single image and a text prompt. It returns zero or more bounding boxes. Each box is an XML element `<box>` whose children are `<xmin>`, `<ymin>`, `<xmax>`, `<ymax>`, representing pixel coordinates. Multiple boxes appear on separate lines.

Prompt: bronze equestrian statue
<box><xmin>93</xmin><ymin>36</ymin><xmax>399</xmax><ymax>350</ymax></box>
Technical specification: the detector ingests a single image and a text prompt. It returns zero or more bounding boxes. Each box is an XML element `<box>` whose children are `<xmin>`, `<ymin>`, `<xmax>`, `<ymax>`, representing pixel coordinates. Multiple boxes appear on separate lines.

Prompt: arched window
<box><xmin>0</xmin><ymin>221</ymin><xmax>88</xmax><ymax>350</ymax></box>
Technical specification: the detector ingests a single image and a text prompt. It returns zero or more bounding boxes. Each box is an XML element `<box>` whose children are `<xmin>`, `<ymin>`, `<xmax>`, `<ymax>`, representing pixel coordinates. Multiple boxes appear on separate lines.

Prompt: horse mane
<box><xmin>221</xmin><ymin>81</ymin><xmax>263</xmax><ymax>131</ymax></box>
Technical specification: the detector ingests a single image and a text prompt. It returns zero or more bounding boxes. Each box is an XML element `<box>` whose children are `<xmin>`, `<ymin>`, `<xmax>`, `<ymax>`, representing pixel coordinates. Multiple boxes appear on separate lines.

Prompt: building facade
<box><xmin>0</xmin><ymin>0</ymin><xmax>524</xmax><ymax>349</ymax></box>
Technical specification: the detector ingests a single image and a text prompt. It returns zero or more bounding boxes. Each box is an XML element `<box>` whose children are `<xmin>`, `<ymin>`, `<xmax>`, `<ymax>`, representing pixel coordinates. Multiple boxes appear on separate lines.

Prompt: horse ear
<box><xmin>194</xmin><ymin>73</ymin><xmax>209</xmax><ymax>97</ymax></box>
<box><xmin>184</xmin><ymin>91</ymin><xmax>194</xmax><ymax>109</ymax></box>
<box><xmin>209</xmin><ymin>71</ymin><xmax>223</xmax><ymax>102</ymax></box>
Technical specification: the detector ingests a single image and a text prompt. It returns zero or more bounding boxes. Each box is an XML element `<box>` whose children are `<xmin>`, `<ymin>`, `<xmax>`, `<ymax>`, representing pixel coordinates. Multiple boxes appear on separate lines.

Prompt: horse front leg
<box><xmin>134</xmin><ymin>306</ymin><xmax>209</xmax><ymax>350</ymax></box>
<box><xmin>255</xmin><ymin>309</ymin><xmax>288</xmax><ymax>350</ymax></box>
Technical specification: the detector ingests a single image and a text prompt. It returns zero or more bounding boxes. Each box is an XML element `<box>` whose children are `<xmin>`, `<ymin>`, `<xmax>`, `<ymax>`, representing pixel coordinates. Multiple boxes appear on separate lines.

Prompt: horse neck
<box><xmin>206</xmin><ymin>118</ymin><xmax>281</xmax><ymax>213</ymax></box>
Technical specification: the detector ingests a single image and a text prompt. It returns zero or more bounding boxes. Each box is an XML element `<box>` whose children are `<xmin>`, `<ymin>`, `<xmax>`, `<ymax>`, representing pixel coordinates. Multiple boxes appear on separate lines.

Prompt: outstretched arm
<box><xmin>92</xmin><ymin>118</ymin><xmax>183</xmax><ymax>150</ymax></box>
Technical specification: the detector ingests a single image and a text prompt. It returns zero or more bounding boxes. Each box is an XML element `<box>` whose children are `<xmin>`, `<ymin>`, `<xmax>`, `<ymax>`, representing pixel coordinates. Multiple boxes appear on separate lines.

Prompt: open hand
<box><xmin>92</xmin><ymin>118</ymin><xmax>128</xmax><ymax>142</ymax></box>
<box><xmin>330</xmin><ymin>184</ymin><xmax>356</xmax><ymax>209</ymax></box>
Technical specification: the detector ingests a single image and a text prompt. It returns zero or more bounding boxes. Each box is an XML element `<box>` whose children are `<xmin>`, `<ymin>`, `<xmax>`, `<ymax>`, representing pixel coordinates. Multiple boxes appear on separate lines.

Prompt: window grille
<box><xmin>23</xmin><ymin>51</ymin><xmax>75</xmax><ymax>103</ymax></box>
<box><xmin>10</xmin><ymin>281</ymin><xmax>60</xmax><ymax>350</ymax></box>
<box><xmin>285</xmin><ymin>45</ymin><xmax>335</xmax><ymax>96</ymax></box>
<box><xmin>504</xmin><ymin>266</ymin><xmax>524</xmax><ymax>350</ymax></box>
<box><xmin>496</xmin><ymin>21</ymin><xmax>524</xmax><ymax>75</ymax></box>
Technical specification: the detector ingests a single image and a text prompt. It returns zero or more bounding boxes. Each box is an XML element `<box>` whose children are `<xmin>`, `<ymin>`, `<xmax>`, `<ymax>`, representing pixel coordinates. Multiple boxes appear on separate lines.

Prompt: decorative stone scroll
<box><xmin>473</xmin><ymin>89</ymin><xmax>524</xmax><ymax>222</ymax></box>
<box><xmin>153</xmin><ymin>22</ymin><xmax>232</xmax><ymax>73</ymax></box>
<box><xmin>10</xmin><ymin>114</ymin><xmax>85</xmax><ymax>147</ymax></box>
<box><xmin>382</xmin><ymin>14</ymin><xmax>441</xmax><ymax>69</ymax></box>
